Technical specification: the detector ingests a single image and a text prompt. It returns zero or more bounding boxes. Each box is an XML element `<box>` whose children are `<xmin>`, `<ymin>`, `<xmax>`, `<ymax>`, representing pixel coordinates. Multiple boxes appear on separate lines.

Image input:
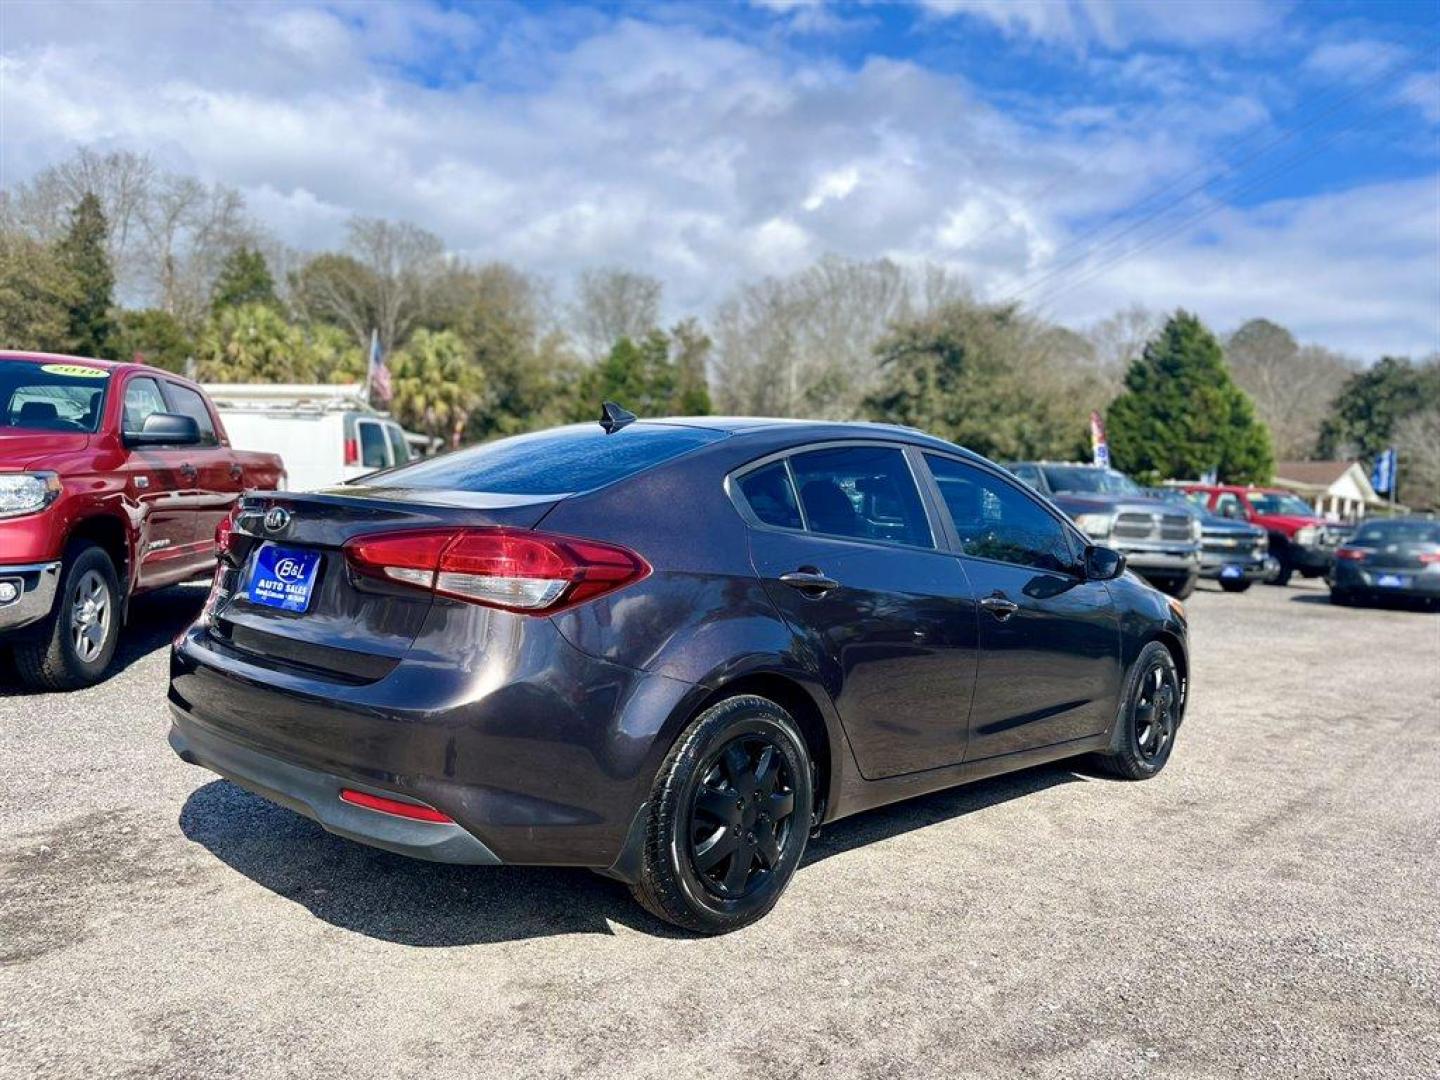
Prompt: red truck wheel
<box><xmin>13</xmin><ymin>542</ymin><xmax>122</xmax><ymax>691</ymax></box>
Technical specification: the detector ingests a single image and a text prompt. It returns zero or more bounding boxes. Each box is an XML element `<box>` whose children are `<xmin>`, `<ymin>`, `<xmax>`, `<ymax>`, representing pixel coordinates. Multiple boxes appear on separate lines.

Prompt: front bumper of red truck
<box><xmin>0</xmin><ymin>559</ymin><xmax>62</xmax><ymax>633</ymax></box>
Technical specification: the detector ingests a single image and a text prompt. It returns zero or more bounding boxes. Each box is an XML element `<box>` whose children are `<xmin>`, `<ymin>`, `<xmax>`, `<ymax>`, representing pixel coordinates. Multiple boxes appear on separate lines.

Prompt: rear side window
<box><xmin>735</xmin><ymin>462</ymin><xmax>802</xmax><ymax>530</ymax></box>
<box><xmin>927</xmin><ymin>455</ymin><xmax>1076</xmax><ymax>573</ymax></box>
<box><xmin>366</xmin><ymin>423</ymin><xmax>727</xmax><ymax>495</ymax></box>
<box><xmin>386</xmin><ymin>424</ymin><xmax>411</xmax><ymax>466</ymax></box>
<box><xmin>162</xmin><ymin>383</ymin><xmax>219</xmax><ymax>446</ymax></box>
<box><xmin>789</xmin><ymin>445</ymin><xmax>933</xmax><ymax>548</ymax></box>
<box><xmin>357</xmin><ymin>420</ymin><xmax>389</xmax><ymax>468</ymax></box>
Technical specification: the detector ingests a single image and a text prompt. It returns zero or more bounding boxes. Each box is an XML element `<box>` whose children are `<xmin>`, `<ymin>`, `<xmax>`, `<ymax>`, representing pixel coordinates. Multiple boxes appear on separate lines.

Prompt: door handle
<box><xmin>980</xmin><ymin>596</ymin><xmax>1019</xmax><ymax>621</ymax></box>
<box><xmin>779</xmin><ymin>570</ymin><xmax>840</xmax><ymax>595</ymax></box>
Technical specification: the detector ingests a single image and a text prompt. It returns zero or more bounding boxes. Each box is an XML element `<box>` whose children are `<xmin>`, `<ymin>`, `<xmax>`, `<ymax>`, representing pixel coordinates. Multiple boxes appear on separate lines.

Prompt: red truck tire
<box><xmin>13</xmin><ymin>541</ymin><xmax>123</xmax><ymax>691</ymax></box>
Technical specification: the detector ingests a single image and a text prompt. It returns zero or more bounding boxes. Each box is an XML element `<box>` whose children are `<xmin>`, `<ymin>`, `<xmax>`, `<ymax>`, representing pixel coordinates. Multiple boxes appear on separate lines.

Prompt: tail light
<box><xmin>342</xmin><ymin>527</ymin><xmax>650</xmax><ymax>614</ymax></box>
<box><xmin>215</xmin><ymin>504</ymin><xmax>241</xmax><ymax>559</ymax></box>
<box><xmin>1419</xmin><ymin>553</ymin><xmax>1440</xmax><ymax>565</ymax></box>
<box><xmin>1335</xmin><ymin>548</ymin><xmax>1368</xmax><ymax>562</ymax></box>
<box><xmin>344</xmin><ymin>438</ymin><xmax>358</xmax><ymax>466</ymax></box>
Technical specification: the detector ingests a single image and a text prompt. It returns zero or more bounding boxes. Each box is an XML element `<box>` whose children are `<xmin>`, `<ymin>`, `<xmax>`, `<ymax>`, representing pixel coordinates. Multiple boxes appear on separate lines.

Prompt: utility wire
<box><xmin>990</xmin><ymin>50</ymin><xmax>1430</xmax><ymax>309</ymax></box>
<box><xmin>1022</xmin><ymin>91</ymin><xmax>1424</xmax><ymax>318</ymax></box>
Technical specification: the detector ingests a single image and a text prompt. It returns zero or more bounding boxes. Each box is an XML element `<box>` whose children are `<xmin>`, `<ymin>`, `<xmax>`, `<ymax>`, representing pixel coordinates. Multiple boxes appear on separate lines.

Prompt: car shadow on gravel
<box><xmin>1289</xmin><ymin>592</ymin><xmax>1436</xmax><ymax>611</ymax></box>
<box><xmin>0</xmin><ymin>582</ymin><xmax>207</xmax><ymax>697</ymax></box>
<box><xmin>179</xmin><ymin>762</ymin><xmax>1090</xmax><ymax>945</ymax></box>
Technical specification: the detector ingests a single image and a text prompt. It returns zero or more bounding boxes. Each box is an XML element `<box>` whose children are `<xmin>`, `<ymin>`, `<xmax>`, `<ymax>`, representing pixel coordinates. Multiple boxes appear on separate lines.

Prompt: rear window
<box><xmin>0</xmin><ymin>359</ymin><xmax>111</xmax><ymax>433</ymax></box>
<box><xmin>365</xmin><ymin>423</ymin><xmax>727</xmax><ymax>496</ymax></box>
<box><xmin>1352</xmin><ymin>521</ymin><xmax>1440</xmax><ymax>545</ymax></box>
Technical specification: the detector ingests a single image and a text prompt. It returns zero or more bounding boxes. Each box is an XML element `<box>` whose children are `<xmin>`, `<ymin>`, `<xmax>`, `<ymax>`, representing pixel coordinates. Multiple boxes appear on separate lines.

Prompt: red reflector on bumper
<box><xmin>340</xmin><ymin>789</ymin><xmax>453</xmax><ymax>824</ymax></box>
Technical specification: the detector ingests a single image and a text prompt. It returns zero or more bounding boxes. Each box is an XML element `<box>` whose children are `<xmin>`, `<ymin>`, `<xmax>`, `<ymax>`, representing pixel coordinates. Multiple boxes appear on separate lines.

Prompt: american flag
<box><xmin>368</xmin><ymin>329</ymin><xmax>392</xmax><ymax>404</ymax></box>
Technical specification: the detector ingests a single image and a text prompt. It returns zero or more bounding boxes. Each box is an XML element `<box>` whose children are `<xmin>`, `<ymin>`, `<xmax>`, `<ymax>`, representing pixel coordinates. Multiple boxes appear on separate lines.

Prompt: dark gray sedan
<box><xmin>169</xmin><ymin>413</ymin><xmax>1190</xmax><ymax>933</ymax></box>
<box><xmin>1328</xmin><ymin>518</ymin><xmax>1440</xmax><ymax>609</ymax></box>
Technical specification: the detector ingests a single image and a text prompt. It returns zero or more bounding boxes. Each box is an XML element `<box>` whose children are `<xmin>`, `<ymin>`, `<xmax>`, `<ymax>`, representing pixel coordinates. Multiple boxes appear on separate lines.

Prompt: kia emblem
<box><xmin>264</xmin><ymin>507</ymin><xmax>291</xmax><ymax>533</ymax></box>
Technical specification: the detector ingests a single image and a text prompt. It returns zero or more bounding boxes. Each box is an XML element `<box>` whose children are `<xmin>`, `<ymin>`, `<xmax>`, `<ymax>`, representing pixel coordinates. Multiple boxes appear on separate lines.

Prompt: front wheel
<box><xmin>1093</xmin><ymin>641</ymin><xmax>1182</xmax><ymax>781</ymax></box>
<box><xmin>1268</xmin><ymin>559</ymin><xmax>1293</xmax><ymax>586</ymax></box>
<box><xmin>13</xmin><ymin>542</ymin><xmax>123</xmax><ymax>691</ymax></box>
<box><xmin>1156</xmin><ymin>574</ymin><xmax>1197</xmax><ymax>600</ymax></box>
<box><xmin>630</xmin><ymin>695</ymin><xmax>813</xmax><ymax>934</ymax></box>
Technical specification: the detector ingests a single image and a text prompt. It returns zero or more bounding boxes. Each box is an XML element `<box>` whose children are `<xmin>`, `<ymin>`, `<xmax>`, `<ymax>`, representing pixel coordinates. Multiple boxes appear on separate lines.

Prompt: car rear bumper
<box><xmin>168</xmin><ymin>617</ymin><xmax>692</xmax><ymax>872</ymax></box>
<box><xmin>0</xmin><ymin>560</ymin><xmax>61</xmax><ymax>633</ymax></box>
<box><xmin>1328</xmin><ymin>563</ymin><xmax>1440</xmax><ymax>598</ymax></box>
<box><xmin>169</xmin><ymin>710</ymin><xmax>502</xmax><ymax>864</ymax></box>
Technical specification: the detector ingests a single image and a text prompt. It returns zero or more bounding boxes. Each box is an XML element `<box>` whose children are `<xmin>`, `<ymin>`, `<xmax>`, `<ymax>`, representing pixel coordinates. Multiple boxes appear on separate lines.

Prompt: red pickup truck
<box><xmin>1</xmin><ymin>352</ymin><xmax>284</xmax><ymax>689</ymax></box>
<box><xmin>1181</xmin><ymin>483</ymin><xmax>1342</xmax><ymax>587</ymax></box>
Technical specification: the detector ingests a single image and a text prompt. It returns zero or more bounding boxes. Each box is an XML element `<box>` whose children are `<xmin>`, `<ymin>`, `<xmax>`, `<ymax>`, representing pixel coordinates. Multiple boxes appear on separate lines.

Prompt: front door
<box><xmin>737</xmin><ymin>445</ymin><xmax>979</xmax><ymax>780</ymax></box>
<box><xmin>920</xmin><ymin>454</ymin><xmax>1122</xmax><ymax>761</ymax></box>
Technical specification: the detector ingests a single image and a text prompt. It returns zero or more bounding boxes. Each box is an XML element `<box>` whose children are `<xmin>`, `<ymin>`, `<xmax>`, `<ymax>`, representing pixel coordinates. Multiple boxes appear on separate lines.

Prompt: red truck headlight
<box><xmin>0</xmin><ymin>471</ymin><xmax>62</xmax><ymax>519</ymax></box>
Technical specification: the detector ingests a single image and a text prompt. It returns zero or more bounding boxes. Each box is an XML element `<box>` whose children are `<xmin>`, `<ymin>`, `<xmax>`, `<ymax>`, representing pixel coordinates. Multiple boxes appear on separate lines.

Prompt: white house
<box><xmin>1272</xmin><ymin>460</ymin><xmax>1391</xmax><ymax>522</ymax></box>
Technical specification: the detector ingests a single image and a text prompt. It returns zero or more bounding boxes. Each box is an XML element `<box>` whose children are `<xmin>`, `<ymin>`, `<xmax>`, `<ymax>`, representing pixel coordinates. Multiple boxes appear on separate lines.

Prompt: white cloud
<box><xmin>0</xmin><ymin>0</ymin><xmax>1433</xmax><ymax>357</ymax></box>
<box><xmin>917</xmin><ymin>0</ymin><xmax>1288</xmax><ymax>49</ymax></box>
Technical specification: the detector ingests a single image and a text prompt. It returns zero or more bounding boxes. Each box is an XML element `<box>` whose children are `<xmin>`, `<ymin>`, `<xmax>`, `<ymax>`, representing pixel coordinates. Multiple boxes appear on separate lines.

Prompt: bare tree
<box><xmin>1084</xmin><ymin>304</ymin><xmax>1162</xmax><ymax>396</ymax></box>
<box><xmin>1395</xmin><ymin>406</ymin><xmax>1440</xmax><ymax>510</ymax></box>
<box><xmin>140</xmin><ymin>174</ymin><xmax>253</xmax><ymax>326</ymax></box>
<box><xmin>710</xmin><ymin>256</ymin><xmax>956</xmax><ymax>419</ymax></box>
<box><xmin>1225</xmin><ymin>318</ymin><xmax>1355</xmax><ymax>461</ymax></box>
<box><xmin>571</xmin><ymin>268</ymin><xmax>662</xmax><ymax>361</ymax></box>
<box><xmin>292</xmin><ymin>217</ymin><xmax>445</xmax><ymax>354</ymax></box>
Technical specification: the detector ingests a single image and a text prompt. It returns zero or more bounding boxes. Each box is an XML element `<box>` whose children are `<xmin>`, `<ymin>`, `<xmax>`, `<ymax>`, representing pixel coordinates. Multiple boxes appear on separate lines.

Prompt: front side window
<box><xmin>788</xmin><ymin>445</ymin><xmax>933</xmax><ymax>548</ymax></box>
<box><xmin>1</xmin><ymin>359</ymin><xmax>110</xmax><ymax>432</ymax></box>
<box><xmin>735</xmin><ymin>461</ymin><xmax>803</xmax><ymax>530</ymax></box>
<box><xmin>123</xmin><ymin>377</ymin><xmax>169</xmax><ymax>436</ymax></box>
<box><xmin>1213</xmin><ymin>492</ymin><xmax>1245</xmax><ymax>519</ymax></box>
<box><xmin>927</xmin><ymin>455</ymin><xmax>1076</xmax><ymax>573</ymax></box>
<box><xmin>162</xmin><ymin>383</ymin><xmax>218</xmax><ymax>446</ymax></box>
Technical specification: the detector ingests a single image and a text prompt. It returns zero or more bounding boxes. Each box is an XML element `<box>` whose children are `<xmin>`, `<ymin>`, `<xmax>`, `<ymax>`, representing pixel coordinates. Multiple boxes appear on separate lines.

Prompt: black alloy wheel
<box><xmin>1093</xmin><ymin>640</ymin><xmax>1182</xmax><ymax>780</ymax></box>
<box><xmin>688</xmin><ymin>735</ymin><xmax>797</xmax><ymax>899</ymax></box>
<box><xmin>631</xmin><ymin>695</ymin><xmax>813</xmax><ymax>934</ymax></box>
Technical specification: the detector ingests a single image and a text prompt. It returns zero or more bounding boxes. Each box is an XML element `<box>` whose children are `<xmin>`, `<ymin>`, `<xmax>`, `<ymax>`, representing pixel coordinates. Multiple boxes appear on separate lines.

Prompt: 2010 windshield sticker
<box><xmin>40</xmin><ymin>363</ymin><xmax>110</xmax><ymax>379</ymax></box>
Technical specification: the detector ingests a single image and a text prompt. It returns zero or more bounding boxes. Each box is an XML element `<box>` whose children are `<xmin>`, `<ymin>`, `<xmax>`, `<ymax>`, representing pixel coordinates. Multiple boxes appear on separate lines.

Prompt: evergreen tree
<box><xmin>115</xmin><ymin>309</ymin><xmax>193</xmax><ymax>373</ymax></box>
<box><xmin>55</xmin><ymin>193</ymin><xmax>117</xmax><ymax>359</ymax></box>
<box><xmin>1107</xmin><ymin>311</ymin><xmax>1273</xmax><ymax>483</ymax></box>
<box><xmin>1316</xmin><ymin>356</ymin><xmax>1440</xmax><ymax>461</ymax></box>
<box><xmin>211</xmin><ymin>246</ymin><xmax>277</xmax><ymax>312</ymax></box>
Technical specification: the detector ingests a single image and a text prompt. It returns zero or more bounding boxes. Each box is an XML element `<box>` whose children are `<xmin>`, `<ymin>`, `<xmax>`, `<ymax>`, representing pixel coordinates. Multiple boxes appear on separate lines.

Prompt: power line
<box><xmin>1022</xmin><ymin>90</ymin><xmax>1426</xmax><ymax>318</ymax></box>
<box><xmin>989</xmin><ymin>49</ymin><xmax>1431</xmax><ymax>309</ymax></box>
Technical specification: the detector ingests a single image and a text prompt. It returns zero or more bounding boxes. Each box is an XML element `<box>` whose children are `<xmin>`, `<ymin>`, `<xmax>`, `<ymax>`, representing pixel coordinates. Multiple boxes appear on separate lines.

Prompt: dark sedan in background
<box><xmin>1328</xmin><ymin>518</ymin><xmax>1440</xmax><ymax>609</ymax></box>
<box><xmin>169</xmin><ymin>414</ymin><xmax>1189</xmax><ymax>933</ymax></box>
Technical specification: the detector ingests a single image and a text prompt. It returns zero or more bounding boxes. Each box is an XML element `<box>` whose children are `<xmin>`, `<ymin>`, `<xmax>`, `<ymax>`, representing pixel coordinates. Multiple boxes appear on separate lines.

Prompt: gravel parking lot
<box><xmin>1</xmin><ymin>578</ymin><xmax>1436</xmax><ymax>1079</ymax></box>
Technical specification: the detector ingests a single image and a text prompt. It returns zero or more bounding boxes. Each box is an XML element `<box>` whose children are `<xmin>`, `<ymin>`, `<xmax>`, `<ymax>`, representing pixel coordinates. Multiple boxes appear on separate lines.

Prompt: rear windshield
<box><xmin>364</xmin><ymin>423</ymin><xmax>727</xmax><ymax>496</ymax></box>
<box><xmin>1352</xmin><ymin>521</ymin><xmax>1440</xmax><ymax>545</ymax></box>
<box><xmin>0</xmin><ymin>359</ymin><xmax>111</xmax><ymax>433</ymax></box>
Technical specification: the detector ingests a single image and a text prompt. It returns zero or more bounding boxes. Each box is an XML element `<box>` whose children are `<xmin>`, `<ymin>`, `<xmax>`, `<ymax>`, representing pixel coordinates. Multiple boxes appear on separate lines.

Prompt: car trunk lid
<box><xmin>208</xmin><ymin>487</ymin><xmax>561</xmax><ymax>681</ymax></box>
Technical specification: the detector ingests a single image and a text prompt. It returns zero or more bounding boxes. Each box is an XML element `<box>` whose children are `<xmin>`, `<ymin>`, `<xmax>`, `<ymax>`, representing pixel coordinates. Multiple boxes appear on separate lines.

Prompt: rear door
<box><xmin>919</xmin><ymin>453</ymin><xmax>1122</xmax><ymax>761</ymax></box>
<box><xmin>738</xmin><ymin>443</ymin><xmax>979</xmax><ymax>780</ymax></box>
<box><xmin>162</xmin><ymin>381</ymin><xmax>241</xmax><ymax>557</ymax></box>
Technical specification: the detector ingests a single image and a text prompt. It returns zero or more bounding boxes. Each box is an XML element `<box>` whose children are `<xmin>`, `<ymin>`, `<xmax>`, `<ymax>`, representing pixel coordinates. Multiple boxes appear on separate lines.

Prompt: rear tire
<box><xmin>1219</xmin><ymin>578</ymin><xmax>1252</xmax><ymax>593</ymax></box>
<box><xmin>630</xmin><ymin>695</ymin><xmax>813</xmax><ymax>935</ymax></box>
<box><xmin>1093</xmin><ymin>641</ymin><xmax>1181</xmax><ymax>781</ymax></box>
<box><xmin>13</xmin><ymin>542</ymin><xmax>122</xmax><ymax>691</ymax></box>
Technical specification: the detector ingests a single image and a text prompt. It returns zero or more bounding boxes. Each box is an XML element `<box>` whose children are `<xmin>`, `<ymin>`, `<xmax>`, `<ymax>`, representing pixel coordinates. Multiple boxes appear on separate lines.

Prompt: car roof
<box><xmin>637</xmin><ymin>416</ymin><xmax>992</xmax><ymax>462</ymax></box>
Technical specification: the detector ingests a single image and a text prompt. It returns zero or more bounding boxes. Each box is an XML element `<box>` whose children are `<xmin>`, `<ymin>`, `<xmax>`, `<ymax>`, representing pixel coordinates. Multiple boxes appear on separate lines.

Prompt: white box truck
<box><xmin>203</xmin><ymin>384</ymin><xmax>424</xmax><ymax>493</ymax></box>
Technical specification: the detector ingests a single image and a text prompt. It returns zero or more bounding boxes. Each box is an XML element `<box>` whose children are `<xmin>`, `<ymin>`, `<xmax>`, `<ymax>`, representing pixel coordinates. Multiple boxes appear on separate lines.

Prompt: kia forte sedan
<box><xmin>169</xmin><ymin>414</ymin><xmax>1189</xmax><ymax>934</ymax></box>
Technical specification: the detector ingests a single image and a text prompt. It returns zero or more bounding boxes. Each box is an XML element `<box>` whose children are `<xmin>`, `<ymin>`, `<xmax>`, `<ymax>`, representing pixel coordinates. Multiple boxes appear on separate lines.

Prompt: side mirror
<box><xmin>1083</xmin><ymin>544</ymin><xmax>1126</xmax><ymax>581</ymax></box>
<box><xmin>125</xmin><ymin>412</ymin><xmax>202</xmax><ymax>447</ymax></box>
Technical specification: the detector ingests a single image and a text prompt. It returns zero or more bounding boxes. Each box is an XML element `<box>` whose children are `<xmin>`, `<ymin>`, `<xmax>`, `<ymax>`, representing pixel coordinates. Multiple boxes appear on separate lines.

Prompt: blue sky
<box><xmin>1</xmin><ymin>0</ymin><xmax>1437</xmax><ymax>356</ymax></box>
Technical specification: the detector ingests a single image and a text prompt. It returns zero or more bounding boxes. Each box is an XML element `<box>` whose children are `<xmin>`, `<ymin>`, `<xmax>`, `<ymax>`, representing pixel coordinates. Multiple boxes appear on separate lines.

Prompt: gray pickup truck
<box><xmin>1007</xmin><ymin>462</ymin><xmax>1202</xmax><ymax>598</ymax></box>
